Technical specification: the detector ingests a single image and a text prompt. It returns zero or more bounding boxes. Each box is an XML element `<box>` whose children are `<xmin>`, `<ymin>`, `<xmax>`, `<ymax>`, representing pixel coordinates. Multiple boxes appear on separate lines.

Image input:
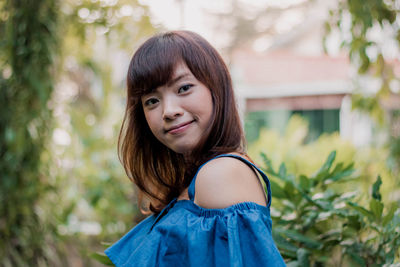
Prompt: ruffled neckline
<box><xmin>173</xmin><ymin>199</ymin><xmax>270</xmax><ymax>217</ymax></box>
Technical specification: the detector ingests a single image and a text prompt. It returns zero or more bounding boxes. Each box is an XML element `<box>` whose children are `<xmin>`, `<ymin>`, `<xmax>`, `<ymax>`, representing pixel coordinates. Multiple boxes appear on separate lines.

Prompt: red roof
<box><xmin>232</xmin><ymin>49</ymin><xmax>351</xmax><ymax>85</ymax></box>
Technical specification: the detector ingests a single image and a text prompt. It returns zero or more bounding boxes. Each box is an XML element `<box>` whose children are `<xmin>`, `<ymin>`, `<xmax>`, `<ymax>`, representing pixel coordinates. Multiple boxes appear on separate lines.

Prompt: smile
<box><xmin>165</xmin><ymin>120</ymin><xmax>195</xmax><ymax>135</ymax></box>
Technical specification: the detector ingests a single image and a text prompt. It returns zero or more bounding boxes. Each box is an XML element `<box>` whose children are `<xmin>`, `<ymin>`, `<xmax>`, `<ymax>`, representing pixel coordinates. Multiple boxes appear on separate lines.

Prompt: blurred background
<box><xmin>1</xmin><ymin>0</ymin><xmax>399</xmax><ymax>266</ymax></box>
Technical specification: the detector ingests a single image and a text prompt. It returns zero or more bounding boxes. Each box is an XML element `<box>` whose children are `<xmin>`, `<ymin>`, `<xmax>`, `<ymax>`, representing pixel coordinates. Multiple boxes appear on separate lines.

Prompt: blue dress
<box><xmin>105</xmin><ymin>154</ymin><xmax>286</xmax><ymax>266</ymax></box>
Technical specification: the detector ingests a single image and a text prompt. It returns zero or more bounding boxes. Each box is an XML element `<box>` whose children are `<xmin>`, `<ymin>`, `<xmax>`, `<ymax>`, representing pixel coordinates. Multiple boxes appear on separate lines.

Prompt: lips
<box><xmin>165</xmin><ymin>120</ymin><xmax>194</xmax><ymax>134</ymax></box>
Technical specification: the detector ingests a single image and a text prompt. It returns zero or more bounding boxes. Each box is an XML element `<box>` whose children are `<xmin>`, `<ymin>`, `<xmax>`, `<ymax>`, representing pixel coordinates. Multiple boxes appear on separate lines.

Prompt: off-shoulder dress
<box><xmin>105</xmin><ymin>154</ymin><xmax>286</xmax><ymax>267</ymax></box>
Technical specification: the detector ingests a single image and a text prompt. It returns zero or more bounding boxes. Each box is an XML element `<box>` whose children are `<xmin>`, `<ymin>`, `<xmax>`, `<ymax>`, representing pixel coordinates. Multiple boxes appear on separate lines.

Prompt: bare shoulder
<box><xmin>194</xmin><ymin>156</ymin><xmax>267</xmax><ymax>209</ymax></box>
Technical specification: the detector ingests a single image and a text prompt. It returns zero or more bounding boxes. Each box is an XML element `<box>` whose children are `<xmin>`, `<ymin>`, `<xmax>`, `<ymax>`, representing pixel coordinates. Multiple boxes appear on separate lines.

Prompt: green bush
<box><xmin>262</xmin><ymin>151</ymin><xmax>400</xmax><ymax>266</ymax></box>
<box><xmin>248</xmin><ymin>115</ymin><xmax>399</xmax><ymax>208</ymax></box>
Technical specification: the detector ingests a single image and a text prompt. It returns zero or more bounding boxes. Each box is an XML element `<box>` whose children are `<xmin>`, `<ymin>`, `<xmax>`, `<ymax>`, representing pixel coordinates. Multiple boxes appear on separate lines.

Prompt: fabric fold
<box><xmin>105</xmin><ymin>200</ymin><xmax>285</xmax><ymax>267</ymax></box>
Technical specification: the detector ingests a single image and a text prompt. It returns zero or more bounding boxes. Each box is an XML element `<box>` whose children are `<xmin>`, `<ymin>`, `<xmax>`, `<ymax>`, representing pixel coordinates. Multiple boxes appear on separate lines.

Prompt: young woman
<box><xmin>105</xmin><ymin>30</ymin><xmax>285</xmax><ymax>266</ymax></box>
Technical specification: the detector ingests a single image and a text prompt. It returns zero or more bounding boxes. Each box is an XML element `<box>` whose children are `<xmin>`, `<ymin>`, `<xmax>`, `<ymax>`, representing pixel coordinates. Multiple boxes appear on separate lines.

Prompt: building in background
<box><xmin>232</xmin><ymin>49</ymin><xmax>356</xmax><ymax>144</ymax></box>
<box><xmin>230</xmin><ymin>6</ymin><xmax>399</xmax><ymax>146</ymax></box>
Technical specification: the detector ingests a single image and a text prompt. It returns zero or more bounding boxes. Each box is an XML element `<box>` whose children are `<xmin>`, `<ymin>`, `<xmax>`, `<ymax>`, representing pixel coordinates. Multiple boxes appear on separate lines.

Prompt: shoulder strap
<box><xmin>187</xmin><ymin>154</ymin><xmax>272</xmax><ymax>208</ymax></box>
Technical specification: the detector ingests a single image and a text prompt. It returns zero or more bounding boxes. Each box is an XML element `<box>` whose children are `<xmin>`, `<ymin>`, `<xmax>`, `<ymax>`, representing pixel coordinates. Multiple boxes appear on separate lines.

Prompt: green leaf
<box><xmin>346</xmin><ymin>215</ymin><xmax>362</xmax><ymax>230</ymax></box>
<box><xmin>336</xmin><ymin>191</ymin><xmax>357</xmax><ymax>202</ymax></box>
<box><xmin>371</xmin><ymin>175</ymin><xmax>382</xmax><ymax>201</ymax></box>
<box><xmin>297</xmin><ymin>248</ymin><xmax>310</xmax><ymax>267</ymax></box>
<box><xmin>89</xmin><ymin>252</ymin><xmax>114</xmax><ymax>266</ymax></box>
<box><xmin>283</xmin><ymin>181</ymin><xmax>297</xmax><ymax>201</ymax></box>
<box><xmin>347</xmin><ymin>201</ymin><xmax>374</xmax><ymax>219</ymax></box>
<box><xmin>325</xmin><ymin>165</ymin><xmax>355</xmax><ymax>184</ymax></box>
<box><xmin>302</xmin><ymin>211</ymin><xmax>318</xmax><ymax>229</ymax></box>
<box><xmin>299</xmin><ymin>175</ymin><xmax>310</xmax><ymax>192</ymax></box>
<box><xmin>319</xmin><ymin>151</ymin><xmax>336</xmax><ymax>173</ymax></box>
<box><xmin>318</xmin><ymin>229</ymin><xmax>342</xmax><ymax>242</ymax></box>
<box><xmin>286</xmin><ymin>261</ymin><xmax>299</xmax><ymax>267</ymax></box>
<box><xmin>369</xmin><ymin>198</ymin><xmax>383</xmax><ymax>221</ymax></box>
<box><xmin>382</xmin><ymin>204</ymin><xmax>397</xmax><ymax>226</ymax></box>
<box><xmin>269</xmin><ymin>180</ymin><xmax>286</xmax><ymax>199</ymax></box>
<box><xmin>101</xmin><ymin>241</ymin><xmax>113</xmax><ymax>248</ymax></box>
<box><xmin>347</xmin><ymin>251</ymin><xmax>366</xmax><ymax>266</ymax></box>
<box><xmin>313</xmin><ymin>151</ymin><xmax>336</xmax><ymax>183</ymax></box>
<box><xmin>260</xmin><ymin>152</ymin><xmax>276</xmax><ymax>175</ymax></box>
<box><xmin>279</xmin><ymin>163</ymin><xmax>287</xmax><ymax>179</ymax></box>
<box><xmin>299</xmin><ymin>191</ymin><xmax>325</xmax><ymax>210</ymax></box>
<box><xmin>272</xmin><ymin>232</ymin><xmax>298</xmax><ymax>253</ymax></box>
<box><xmin>274</xmin><ymin>228</ymin><xmax>322</xmax><ymax>249</ymax></box>
<box><xmin>314</xmin><ymin>199</ymin><xmax>333</xmax><ymax>210</ymax></box>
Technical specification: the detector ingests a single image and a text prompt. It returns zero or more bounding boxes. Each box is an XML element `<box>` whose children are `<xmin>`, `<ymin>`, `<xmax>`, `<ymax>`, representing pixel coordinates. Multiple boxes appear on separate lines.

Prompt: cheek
<box><xmin>143</xmin><ymin>111</ymin><xmax>159</xmax><ymax>136</ymax></box>
<box><xmin>203</xmin><ymin>92</ymin><xmax>214</xmax><ymax>123</ymax></box>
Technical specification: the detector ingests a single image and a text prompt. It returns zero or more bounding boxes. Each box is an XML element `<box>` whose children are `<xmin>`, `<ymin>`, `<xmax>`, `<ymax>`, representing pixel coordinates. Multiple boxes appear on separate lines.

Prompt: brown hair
<box><xmin>119</xmin><ymin>31</ymin><xmax>245</xmax><ymax>213</ymax></box>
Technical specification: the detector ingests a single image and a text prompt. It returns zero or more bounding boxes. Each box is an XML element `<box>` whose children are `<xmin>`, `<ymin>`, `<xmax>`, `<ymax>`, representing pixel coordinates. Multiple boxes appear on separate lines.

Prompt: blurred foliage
<box><xmin>245</xmin><ymin>109</ymin><xmax>340</xmax><ymax>144</ymax></box>
<box><xmin>325</xmin><ymin>0</ymin><xmax>398</xmax><ymax>95</ymax></box>
<box><xmin>0</xmin><ymin>0</ymin><xmax>68</xmax><ymax>265</ymax></box>
<box><xmin>325</xmin><ymin>0</ymin><xmax>400</xmax><ymax>172</ymax></box>
<box><xmin>90</xmin><ymin>242</ymin><xmax>113</xmax><ymax>266</ymax></box>
<box><xmin>263</xmin><ymin>151</ymin><xmax>400</xmax><ymax>266</ymax></box>
<box><xmin>248</xmin><ymin>116</ymin><xmax>355</xmax><ymax>180</ymax></box>
<box><xmin>249</xmin><ymin>115</ymin><xmax>399</xmax><ymax>206</ymax></box>
<box><xmin>206</xmin><ymin>0</ymin><xmax>310</xmax><ymax>61</ymax></box>
<box><xmin>249</xmin><ymin>115</ymin><xmax>400</xmax><ymax>265</ymax></box>
<box><xmin>49</xmin><ymin>0</ymin><xmax>157</xmax><ymax>265</ymax></box>
<box><xmin>1</xmin><ymin>0</ymin><xmax>156</xmax><ymax>265</ymax></box>
<box><xmin>326</xmin><ymin>0</ymin><xmax>398</xmax><ymax>77</ymax></box>
<box><xmin>59</xmin><ymin>0</ymin><xmax>155</xmax><ymax>64</ymax></box>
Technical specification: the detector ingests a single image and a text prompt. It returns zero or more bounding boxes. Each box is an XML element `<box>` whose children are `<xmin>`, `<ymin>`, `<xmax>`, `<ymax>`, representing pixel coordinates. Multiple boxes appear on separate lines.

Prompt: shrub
<box><xmin>262</xmin><ymin>151</ymin><xmax>400</xmax><ymax>266</ymax></box>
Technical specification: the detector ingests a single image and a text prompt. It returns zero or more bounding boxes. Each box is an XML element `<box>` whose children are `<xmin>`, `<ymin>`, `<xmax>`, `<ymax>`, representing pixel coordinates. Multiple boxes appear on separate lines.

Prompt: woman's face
<box><xmin>141</xmin><ymin>62</ymin><xmax>213</xmax><ymax>156</ymax></box>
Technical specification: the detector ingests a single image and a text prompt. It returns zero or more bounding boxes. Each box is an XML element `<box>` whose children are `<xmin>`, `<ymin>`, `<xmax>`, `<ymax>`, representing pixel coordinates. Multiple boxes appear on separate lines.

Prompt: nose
<box><xmin>162</xmin><ymin>96</ymin><xmax>183</xmax><ymax>121</ymax></box>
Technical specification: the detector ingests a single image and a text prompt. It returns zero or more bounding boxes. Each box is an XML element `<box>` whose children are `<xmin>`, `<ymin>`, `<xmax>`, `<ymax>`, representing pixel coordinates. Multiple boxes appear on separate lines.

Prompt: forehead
<box><xmin>151</xmin><ymin>63</ymin><xmax>195</xmax><ymax>92</ymax></box>
<box><xmin>173</xmin><ymin>63</ymin><xmax>189</xmax><ymax>77</ymax></box>
<box><xmin>167</xmin><ymin>63</ymin><xmax>194</xmax><ymax>84</ymax></box>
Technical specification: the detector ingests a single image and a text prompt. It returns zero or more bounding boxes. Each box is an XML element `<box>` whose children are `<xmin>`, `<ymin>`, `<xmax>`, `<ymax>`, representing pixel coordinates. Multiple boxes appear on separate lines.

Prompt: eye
<box><xmin>178</xmin><ymin>84</ymin><xmax>193</xmax><ymax>94</ymax></box>
<box><xmin>143</xmin><ymin>97</ymin><xmax>159</xmax><ymax>107</ymax></box>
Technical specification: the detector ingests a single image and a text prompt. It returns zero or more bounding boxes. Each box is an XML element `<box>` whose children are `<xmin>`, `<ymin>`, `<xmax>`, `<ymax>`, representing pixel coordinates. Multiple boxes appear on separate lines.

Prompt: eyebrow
<box><xmin>166</xmin><ymin>73</ymin><xmax>191</xmax><ymax>87</ymax></box>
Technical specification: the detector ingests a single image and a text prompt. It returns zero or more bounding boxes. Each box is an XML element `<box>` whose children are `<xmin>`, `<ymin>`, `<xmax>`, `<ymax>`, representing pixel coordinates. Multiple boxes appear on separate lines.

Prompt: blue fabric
<box><xmin>105</xmin><ymin>154</ymin><xmax>286</xmax><ymax>266</ymax></box>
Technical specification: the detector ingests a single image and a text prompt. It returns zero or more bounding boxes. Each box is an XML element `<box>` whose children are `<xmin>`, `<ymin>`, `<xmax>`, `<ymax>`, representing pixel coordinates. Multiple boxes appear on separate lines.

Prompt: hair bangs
<box><xmin>128</xmin><ymin>36</ymin><xmax>185</xmax><ymax>97</ymax></box>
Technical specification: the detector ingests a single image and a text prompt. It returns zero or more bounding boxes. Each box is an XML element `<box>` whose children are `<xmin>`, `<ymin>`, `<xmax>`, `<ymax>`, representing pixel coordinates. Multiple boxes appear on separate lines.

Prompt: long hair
<box><xmin>119</xmin><ymin>31</ymin><xmax>245</xmax><ymax>213</ymax></box>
